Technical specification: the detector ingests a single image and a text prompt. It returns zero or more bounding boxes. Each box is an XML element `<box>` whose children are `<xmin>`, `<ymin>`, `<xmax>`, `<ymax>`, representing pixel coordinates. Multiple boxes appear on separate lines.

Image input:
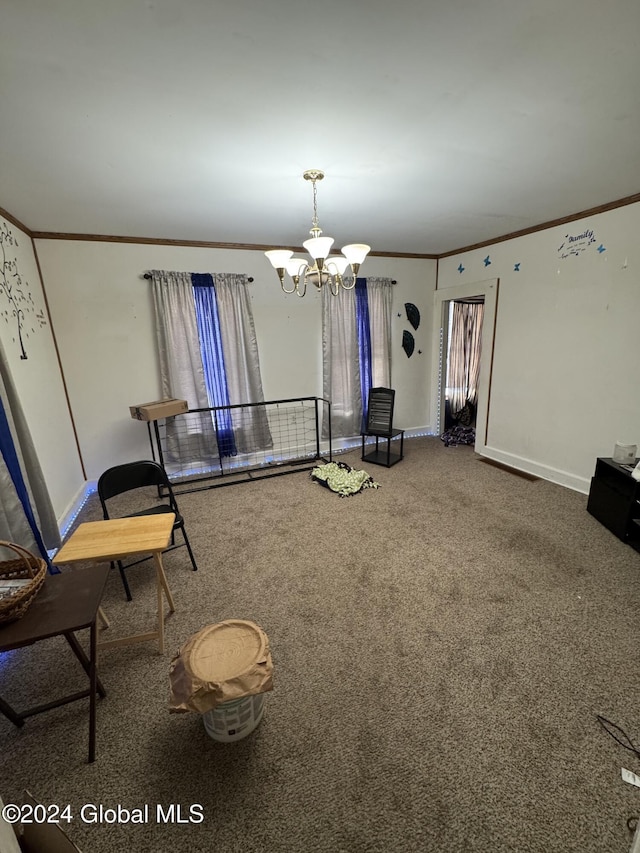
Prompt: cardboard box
<box><xmin>129</xmin><ymin>398</ymin><xmax>188</xmax><ymax>422</ymax></box>
<box><xmin>5</xmin><ymin>792</ymin><xmax>83</xmax><ymax>853</ymax></box>
<box><xmin>0</xmin><ymin>795</ymin><xmax>21</xmax><ymax>853</ymax></box>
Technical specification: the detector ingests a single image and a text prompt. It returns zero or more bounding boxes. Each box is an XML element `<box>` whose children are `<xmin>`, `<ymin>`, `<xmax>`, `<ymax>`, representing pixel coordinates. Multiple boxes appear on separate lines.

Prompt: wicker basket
<box><xmin>0</xmin><ymin>541</ymin><xmax>47</xmax><ymax>626</ymax></box>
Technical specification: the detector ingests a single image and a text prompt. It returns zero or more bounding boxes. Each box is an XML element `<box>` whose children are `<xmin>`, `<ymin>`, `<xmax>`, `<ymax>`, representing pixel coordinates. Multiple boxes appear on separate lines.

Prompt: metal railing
<box><xmin>145</xmin><ymin>396</ymin><xmax>332</xmax><ymax>494</ymax></box>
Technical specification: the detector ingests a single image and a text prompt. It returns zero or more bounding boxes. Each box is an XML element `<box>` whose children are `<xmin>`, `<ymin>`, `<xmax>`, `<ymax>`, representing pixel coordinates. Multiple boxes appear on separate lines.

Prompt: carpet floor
<box><xmin>1</xmin><ymin>437</ymin><xmax>640</xmax><ymax>852</ymax></box>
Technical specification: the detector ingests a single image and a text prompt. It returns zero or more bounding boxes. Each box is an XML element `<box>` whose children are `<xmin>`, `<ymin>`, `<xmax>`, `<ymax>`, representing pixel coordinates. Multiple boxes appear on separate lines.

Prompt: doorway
<box><xmin>430</xmin><ymin>279</ymin><xmax>498</xmax><ymax>452</ymax></box>
<box><xmin>443</xmin><ymin>296</ymin><xmax>485</xmax><ymax>438</ymax></box>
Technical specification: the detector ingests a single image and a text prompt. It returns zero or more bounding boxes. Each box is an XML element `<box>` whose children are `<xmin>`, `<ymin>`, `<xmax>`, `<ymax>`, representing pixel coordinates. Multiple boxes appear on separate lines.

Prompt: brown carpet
<box><xmin>2</xmin><ymin>437</ymin><xmax>640</xmax><ymax>852</ymax></box>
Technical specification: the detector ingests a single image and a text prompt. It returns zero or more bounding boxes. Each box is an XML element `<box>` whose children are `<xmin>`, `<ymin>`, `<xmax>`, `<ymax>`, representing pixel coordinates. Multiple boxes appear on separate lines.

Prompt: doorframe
<box><xmin>430</xmin><ymin>278</ymin><xmax>499</xmax><ymax>452</ymax></box>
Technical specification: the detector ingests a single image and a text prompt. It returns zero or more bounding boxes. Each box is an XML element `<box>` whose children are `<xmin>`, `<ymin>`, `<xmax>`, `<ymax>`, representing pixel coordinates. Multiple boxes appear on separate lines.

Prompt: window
<box><xmin>322</xmin><ymin>278</ymin><xmax>393</xmax><ymax>438</ymax></box>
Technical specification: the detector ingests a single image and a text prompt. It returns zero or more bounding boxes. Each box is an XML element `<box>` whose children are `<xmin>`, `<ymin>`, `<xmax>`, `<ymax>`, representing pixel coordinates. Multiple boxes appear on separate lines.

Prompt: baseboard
<box><xmin>326</xmin><ymin>426</ymin><xmax>433</xmax><ymax>457</ymax></box>
<box><xmin>477</xmin><ymin>446</ymin><xmax>590</xmax><ymax>494</ymax></box>
<box><xmin>405</xmin><ymin>426</ymin><xmax>433</xmax><ymax>439</ymax></box>
<box><xmin>56</xmin><ymin>480</ymin><xmax>97</xmax><ymax>539</ymax></box>
<box><xmin>326</xmin><ymin>436</ymin><xmax>362</xmax><ymax>455</ymax></box>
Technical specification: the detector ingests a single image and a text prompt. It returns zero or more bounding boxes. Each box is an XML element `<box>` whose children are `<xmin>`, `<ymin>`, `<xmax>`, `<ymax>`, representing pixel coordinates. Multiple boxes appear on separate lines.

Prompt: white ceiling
<box><xmin>2</xmin><ymin>0</ymin><xmax>640</xmax><ymax>256</ymax></box>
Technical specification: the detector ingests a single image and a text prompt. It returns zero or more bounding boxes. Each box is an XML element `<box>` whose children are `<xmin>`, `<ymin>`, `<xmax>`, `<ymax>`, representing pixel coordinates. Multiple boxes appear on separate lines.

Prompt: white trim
<box><xmin>326</xmin><ymin>427</ymin><xmax>433</xmax><ymax>457</ymax></box>
<box><xmin>404</xmin><ymin>425</ymin><xmax>433</xmax><ymax>439</ymax></box>
<box><xmin>479</xmin><ymin>445</ymin><xmax>590</xmax><ymax>494</ymax></box>
<box><xmin>56</xmin><ymin>480</ymin><xmax>97</xmax><ymax>539</ymax></box>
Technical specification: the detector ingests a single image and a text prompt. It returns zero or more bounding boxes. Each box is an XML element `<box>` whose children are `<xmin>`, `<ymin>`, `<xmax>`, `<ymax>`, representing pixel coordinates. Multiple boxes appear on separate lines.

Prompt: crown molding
<box><xmin>30</xmin><ymin>231</ymin><xmax>437</xmax><ymax>259</ymax></box>
<box><xmin>3</xmin><ymin>187</ymin><xmax>638</xmax><ymax>258</ymax></box>
<box><xmin>438</xmin><ymin>190</ymin><xmax>640</xmax><ymax>258</ymax></box>
<box><xmin>0</xmin><ymin>206</ymin><xmax>32</xmax><ymax>236</ymax></box>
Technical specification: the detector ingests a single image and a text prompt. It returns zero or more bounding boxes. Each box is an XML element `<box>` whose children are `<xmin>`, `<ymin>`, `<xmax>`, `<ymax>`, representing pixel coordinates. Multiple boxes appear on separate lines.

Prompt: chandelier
<box><xmin>265</xmin><ymin>169</ymin><xmax>370</xmax><ymax>297</ymax></box>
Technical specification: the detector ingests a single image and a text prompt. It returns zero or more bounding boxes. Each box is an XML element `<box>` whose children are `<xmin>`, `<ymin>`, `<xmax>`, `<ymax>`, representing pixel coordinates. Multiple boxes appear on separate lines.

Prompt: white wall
<box><xmin>438</xmin><ymin>203</ymin><xmax>640</xmax><ymax>491</ymax></box>
<box><xmin>0</xmin><ymin>215</ymin><xmax>84</xmax><ymax>520</ymax></box>
<box><xmin>34</xmin><ymin>238</ymin><xmax>436</xmax><ymax>482</ymax></box>
<box><xmin>8</xmin><ymin>197</ymin><xmax>638</xmax><ymax>515</ymax></box>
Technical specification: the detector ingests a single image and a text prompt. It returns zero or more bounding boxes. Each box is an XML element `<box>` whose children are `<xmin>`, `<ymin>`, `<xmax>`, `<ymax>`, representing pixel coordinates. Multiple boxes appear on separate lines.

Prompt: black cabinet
<box><xmin>587</xmin><ymin>457</ymin><xmax>640</xmax><ymax>549</ymax></box>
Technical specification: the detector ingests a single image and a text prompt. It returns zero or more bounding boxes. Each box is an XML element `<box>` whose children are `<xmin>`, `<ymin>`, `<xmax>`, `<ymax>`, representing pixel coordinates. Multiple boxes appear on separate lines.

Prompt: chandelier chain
<box><xmin>311</xmin><ymin>178</ymin><xmax>321</xmax><ymax>237</ymax></box>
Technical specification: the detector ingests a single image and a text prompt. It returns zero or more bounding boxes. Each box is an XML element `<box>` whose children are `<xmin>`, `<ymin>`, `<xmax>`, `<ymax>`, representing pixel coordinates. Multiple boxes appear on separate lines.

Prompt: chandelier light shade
<box><xmin>265</xmin><ymin>169</ymin><xmax>371</xmax><ymax>297</ymax></box>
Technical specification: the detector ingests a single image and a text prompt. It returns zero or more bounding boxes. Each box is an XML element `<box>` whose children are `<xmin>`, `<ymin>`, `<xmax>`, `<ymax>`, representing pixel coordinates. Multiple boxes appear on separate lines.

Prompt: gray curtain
<box><xmin>322</xmin><ymin>285</ymin><xmax>362</xmax><ymax>439</ymax></box>
<box><xmin>322</xmin><ymin>278</ymin><xmax>394</xmax><ymax>439</ymax></box>
<box><xmin>214</xmin><ymin>273</ymin><xmax>272</xmax><ymax>453</ymax></box>
<box><xmin>366</xmin><ymin>277</ymin><xmax>393</xmax><ymax>388</ymax></box>
<box><xmin>150</xmin><ymin>270</ymin><xmax>218</xmax><ymax>468</ymax></box>
<box><xmin>0</xmin><ymin>338</ymin><xmax>60</xmax><ymax>554</ymax></box>
<box><xmin>0</xmin><ymin>453</ymin><xmax>36</xmax><ymax>548</ymax></box>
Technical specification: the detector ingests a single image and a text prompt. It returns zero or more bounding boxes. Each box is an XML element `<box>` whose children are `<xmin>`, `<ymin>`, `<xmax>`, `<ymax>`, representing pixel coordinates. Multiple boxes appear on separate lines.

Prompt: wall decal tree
<box><xmin>0</xmin><ymin>221</ymin><xmax>44</xmax><ymax>360</ymax></box>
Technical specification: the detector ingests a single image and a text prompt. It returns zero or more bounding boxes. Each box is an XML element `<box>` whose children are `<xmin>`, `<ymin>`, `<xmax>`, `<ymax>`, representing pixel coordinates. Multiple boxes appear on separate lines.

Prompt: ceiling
<box><xmin>2</xmin><ymin>0</ymin><xmax>640</xmax><ymax>257</ymax></box>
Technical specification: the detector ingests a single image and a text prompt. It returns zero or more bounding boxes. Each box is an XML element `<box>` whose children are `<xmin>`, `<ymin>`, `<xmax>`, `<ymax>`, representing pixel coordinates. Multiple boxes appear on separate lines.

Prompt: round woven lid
<box><xmin>185</xmin><ymin>619</ymin><xmax>267</xmax><ymax>682</ymax></box>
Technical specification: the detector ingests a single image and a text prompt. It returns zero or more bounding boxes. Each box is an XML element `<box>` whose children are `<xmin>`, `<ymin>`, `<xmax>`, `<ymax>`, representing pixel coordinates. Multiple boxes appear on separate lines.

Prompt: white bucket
<box><xmin>202</xmin><ymin>693</ymin><xmax>266</xmax><ymax>743</ymax></box>
<box><xmin>613</xmin><ymin>442</ymin><xmax>637</xmax><ymax>464</ymax></box>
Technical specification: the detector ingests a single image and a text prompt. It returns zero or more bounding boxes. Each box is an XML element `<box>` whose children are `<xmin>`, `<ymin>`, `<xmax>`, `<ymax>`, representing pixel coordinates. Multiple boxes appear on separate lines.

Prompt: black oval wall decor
<box><xmin>402</xmin><ymin>330</ymin><xmax>415</xmax><ymax>358</ymax></box>
<box><xmin>405</xmin><ymin>302</ymin><xmax>420</xmax><ymax>330</ymax></box>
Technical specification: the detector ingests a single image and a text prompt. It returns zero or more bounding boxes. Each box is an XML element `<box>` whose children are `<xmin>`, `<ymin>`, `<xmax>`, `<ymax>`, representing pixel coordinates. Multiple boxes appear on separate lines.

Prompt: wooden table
<box><xmin>0</xmin><ymin>565</ymin><xmax>110</xmax><ymax>763</ymax></box>
<box><xmin>54</xmin><ymin>514</ymin><xmax>176</xmax><ymax>654</ymax></box>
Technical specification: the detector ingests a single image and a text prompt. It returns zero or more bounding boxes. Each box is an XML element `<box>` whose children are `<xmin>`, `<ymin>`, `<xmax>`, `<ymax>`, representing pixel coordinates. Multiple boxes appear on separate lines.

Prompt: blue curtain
<box><xmin>0</xmin><ymin>395</ymin><xmax>57</xmax><ymax>572</ymax></box>
<box><xmin>355</xmin><ymin>278</ymin><xmax>372</xmax><ymax>433</ymax></box>
<box><xmin>191</xmin><ymin>275</ymin><xmax>237</xmax><ymax>458</ymax></box>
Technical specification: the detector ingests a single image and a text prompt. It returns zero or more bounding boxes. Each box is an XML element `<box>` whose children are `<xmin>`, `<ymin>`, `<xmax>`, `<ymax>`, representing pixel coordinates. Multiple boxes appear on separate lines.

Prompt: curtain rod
<box><xmin>142</xmin><ymin>272</ymin><xmax>254</xmax><ymax>282</ymax></box>
<box><xmin>142</xmin><ymin>273</ymin><xmax>395</xmax><ymax>284</ymax></box>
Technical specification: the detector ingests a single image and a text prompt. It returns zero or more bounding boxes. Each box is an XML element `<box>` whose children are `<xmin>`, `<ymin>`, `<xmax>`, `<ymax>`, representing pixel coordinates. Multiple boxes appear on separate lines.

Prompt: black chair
<box><xmin>97</xmin><ymin>460</ymin><xmax>198</xmax><ymax>601</ymax></box>
<box><xmin>361</xmin><ymin>387</ymin><xmax>405</xmax><ymax>468</ymax></box>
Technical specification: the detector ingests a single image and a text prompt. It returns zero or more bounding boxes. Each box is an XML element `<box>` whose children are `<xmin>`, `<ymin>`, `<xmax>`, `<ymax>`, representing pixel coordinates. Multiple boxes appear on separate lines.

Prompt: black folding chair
<box><xmin>97</xmin><ymin>460</ymin><xmax>198</xmax><ymax>601</ymax></box>
<box><xmin>361</xmin><ymin>387</ymin><xmax>405</xmax><ymax>467</ymax></box>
